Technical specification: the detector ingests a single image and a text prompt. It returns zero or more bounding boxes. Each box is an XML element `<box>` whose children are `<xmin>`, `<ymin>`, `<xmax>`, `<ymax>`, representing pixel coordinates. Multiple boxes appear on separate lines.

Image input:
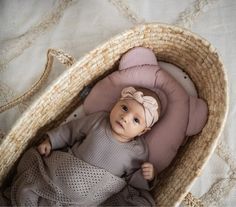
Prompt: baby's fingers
<box><xmin>142</xmin><ymin>162</ymin><xmax>153</xmax><ymax>170</ymax></box>
<box><xmin>44</xmin><ymin>146</ymin><xmax>51</xmax><ymax>157</ymax></box>
<box><xmin>141</xmin><ymin>162</ymin><xmax>155</xmax><ymax>181</ymax></box>
<box><xmin>37</xmin><ymin>145</ymin><xmax>46</xmax><ymax>155</ymax></box>
<box><xmin>142</xmin><ymin>167</ymin><xmax>152</xmax><ymax>172</ymax></box>
<box><xmin>37</xmin><ymin>144</ymin><xmax>51</xmax><ymax>157</ymax></box>
<box><xmin>142</xmin><ymin>171</ymin><xmax>152</xmax><ymax>180</ymax></box>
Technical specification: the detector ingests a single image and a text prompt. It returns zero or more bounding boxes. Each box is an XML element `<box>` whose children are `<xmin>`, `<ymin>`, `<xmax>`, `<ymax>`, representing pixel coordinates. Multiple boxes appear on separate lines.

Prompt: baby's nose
<box><xmin>122</xmin><ymin>113</ymin><xmax>132</xmax><ymax>122</ymax></box>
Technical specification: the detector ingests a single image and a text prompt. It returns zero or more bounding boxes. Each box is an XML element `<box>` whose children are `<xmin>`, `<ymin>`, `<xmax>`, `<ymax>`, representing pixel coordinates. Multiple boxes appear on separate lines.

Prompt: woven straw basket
<box><xmin>0</xmin><ymin>23</ymin><xmax>228</xmax><ymax>206</ymax></box>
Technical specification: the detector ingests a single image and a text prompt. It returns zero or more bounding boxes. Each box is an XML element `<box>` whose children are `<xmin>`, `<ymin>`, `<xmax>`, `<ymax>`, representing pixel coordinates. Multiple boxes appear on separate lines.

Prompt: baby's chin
<box><xmin>110</xmin><ymin>127</ymin><xmax>133</xmax><ymax>142</ymax></box>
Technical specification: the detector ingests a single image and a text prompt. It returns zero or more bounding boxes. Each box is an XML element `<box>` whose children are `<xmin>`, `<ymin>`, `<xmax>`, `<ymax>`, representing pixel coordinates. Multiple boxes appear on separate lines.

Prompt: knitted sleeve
<box><xmin>47</xmin><ymin>112</ymin><xmax>106</xmax><ymax>149</ymax></box>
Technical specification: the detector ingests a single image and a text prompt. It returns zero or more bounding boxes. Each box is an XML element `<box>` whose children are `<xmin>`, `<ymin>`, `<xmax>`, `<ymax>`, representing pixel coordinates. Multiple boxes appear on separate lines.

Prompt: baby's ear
<box><xmin>138</xmin><ymin>127</ymin><xmax>151</xmax><ymax>136</ymax></box>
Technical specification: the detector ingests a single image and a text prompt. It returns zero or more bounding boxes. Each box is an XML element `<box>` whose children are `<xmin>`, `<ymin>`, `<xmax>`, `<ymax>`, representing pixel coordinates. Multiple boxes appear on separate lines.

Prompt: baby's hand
<box><xmin>141</xmin><ymin>162</ymin><xmax>155</xmax><ymax>181</ymax></box>
<box><xmin>37</xmin><ymin>136</ymin><xmax>52</xmax><ymax>157</ymax></box>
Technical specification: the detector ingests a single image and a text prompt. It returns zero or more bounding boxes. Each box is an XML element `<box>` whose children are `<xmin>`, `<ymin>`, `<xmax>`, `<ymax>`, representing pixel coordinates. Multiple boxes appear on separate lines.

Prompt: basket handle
<box><xmin>183</xmin><ymin>192</ymin><xmax>204</xmax><ymax>207</ymax></box>
<box><xmin>0</xmin><ymin>48</ymin><xmax>76</xmax><ymax>113</ymax></box>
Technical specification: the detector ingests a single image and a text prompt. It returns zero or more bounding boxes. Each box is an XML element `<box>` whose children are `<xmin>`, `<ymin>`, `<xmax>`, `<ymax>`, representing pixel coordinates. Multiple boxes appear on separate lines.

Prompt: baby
<box><xmin>38</xmin><ymin>86</ymin><xmax>160</xmax><ymax>188</ymax></box>
<box><xmin>1</xmin><ymin>86</ymin><xmax>161</xmax><ymax>206</ymax></box>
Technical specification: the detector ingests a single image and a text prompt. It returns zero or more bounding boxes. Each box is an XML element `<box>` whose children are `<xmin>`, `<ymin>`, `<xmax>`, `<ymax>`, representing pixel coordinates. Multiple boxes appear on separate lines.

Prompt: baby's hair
<box><xmin>135</xmin><ymin>87</ymin><xmax>161</xmax><ymax>117</ymax></box>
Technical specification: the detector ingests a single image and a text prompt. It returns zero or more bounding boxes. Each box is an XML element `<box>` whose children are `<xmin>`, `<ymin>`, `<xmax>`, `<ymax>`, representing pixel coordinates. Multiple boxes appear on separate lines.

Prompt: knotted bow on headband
<box><xmin>120</xmin><ymin>87</ymin><xmax>159</xmax><ymax>128</ymax></box>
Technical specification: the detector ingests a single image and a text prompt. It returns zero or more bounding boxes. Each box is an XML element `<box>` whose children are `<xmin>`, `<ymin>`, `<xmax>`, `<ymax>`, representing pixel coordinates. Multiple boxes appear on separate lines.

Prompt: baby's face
<box><xmin>109</xmin><ymin>99</ymin><xmax>147</xmax><ymax>142</ymax></box>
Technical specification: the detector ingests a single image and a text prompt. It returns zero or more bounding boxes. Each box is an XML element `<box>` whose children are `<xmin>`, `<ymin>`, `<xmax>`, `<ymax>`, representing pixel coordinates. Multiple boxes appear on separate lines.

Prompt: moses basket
<box><xmin>0</xmin><ymin>23</ymin><xmax>228</xmax><ymax>206</ymax></box>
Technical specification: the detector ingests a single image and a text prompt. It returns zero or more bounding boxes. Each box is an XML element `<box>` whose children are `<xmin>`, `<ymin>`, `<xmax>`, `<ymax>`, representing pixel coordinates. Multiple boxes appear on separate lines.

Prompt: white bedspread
<box><xmin>0</xmin><ymin>0</ymin><xmax>235</xmax><ymax>206</ymax></box>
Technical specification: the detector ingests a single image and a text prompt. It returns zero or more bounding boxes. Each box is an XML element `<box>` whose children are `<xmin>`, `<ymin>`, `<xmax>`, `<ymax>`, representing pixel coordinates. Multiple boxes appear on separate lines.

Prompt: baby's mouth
<box><xmin>116</xmin><ymin>121</ymin><xmax>124</xmax><ymax>129</ymax></box>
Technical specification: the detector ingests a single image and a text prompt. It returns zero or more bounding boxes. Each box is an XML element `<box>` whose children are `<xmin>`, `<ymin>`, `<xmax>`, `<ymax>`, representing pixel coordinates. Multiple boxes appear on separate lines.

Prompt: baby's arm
<box><xmin>37</xmin><ymin>112</ymin><xmax>105</xmax><ymax>156</ymax></box>
<box><xmin>37</xmin><ymin>116</ymin><xmax>83</xmax><ymax>156</ymax></box>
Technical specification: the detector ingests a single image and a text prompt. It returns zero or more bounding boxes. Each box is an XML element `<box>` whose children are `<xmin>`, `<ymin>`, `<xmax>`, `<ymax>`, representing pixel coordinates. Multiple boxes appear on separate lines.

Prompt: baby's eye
<box><xmin>134</xmin><ymin>117</ymin><xmax>140</xmax><ymax>124</ymax></box>
<box><xmin>122</xmin><ymin>105</ymin><xmax>128</xmax><ymax>112</ymax></box>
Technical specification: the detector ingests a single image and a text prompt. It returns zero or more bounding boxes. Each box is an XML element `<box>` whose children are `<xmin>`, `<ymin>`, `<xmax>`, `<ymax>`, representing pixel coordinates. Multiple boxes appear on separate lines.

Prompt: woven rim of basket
<box><xmin>0</xmin><ymin>23</ymin><xmax>228</xmax><ymax>206</ymax></box>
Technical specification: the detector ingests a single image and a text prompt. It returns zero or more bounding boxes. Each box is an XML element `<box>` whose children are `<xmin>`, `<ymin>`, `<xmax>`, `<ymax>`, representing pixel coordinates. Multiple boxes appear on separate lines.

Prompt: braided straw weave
<box><xmin>0</xmin><ymin>48</ymin><xmax>75</xmax><ymax>113</ymax></box>
<box><xmin>0</xmin><ymin>23</ymin><xmax>228</xmax><ymax>206</ymax></box>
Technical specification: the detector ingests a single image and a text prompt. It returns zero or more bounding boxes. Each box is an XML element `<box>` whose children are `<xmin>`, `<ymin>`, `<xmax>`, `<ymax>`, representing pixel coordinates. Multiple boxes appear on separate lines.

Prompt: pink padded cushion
<box><xmin>119</xmin><ymin>46</ymin><xmax>160</xmax><ymax>69</ymax></box>
<box><xmin>83</xmin><ymin>47</ymin><xmax>208</xmax><ymax>172</ymax></box>
<box><xmin>186</xmin><ymin>97</ymin><xmax>208</xmax><ymax>136</ymax></box>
